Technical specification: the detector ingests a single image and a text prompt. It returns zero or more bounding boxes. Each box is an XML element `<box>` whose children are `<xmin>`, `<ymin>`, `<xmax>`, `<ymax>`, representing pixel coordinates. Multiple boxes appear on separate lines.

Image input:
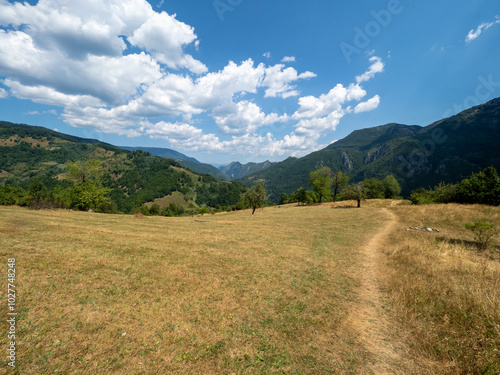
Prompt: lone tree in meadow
<box><xmin>308</xmin><ymin>167</ymin><xmax>332</xmax><ymax>203</ymax></box>
<box><xmin>243</xmin><ymin>183</ymin><xmax>267</xmax><ymax>214</ymax></box>
<box><xmin>342</xmin><ymin>183</ymin><xmax>365</xmax><ymax>208</ymax></box>
<box><xmin>332</xmin><ymin>171</ymin><xmax>349</xmax><ymax>202</ymax></box>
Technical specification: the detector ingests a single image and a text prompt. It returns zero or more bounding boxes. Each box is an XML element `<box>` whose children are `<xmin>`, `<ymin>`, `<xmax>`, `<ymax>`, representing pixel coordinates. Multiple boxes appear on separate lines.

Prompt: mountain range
<box><xmin>119</xmin><ymin>146</ymin><xmax>274</xmax><ymax>181</ymax></box>
<box><xmin>238</xmin><ymin>97</ymin><xmax>500</xmax><ymax>201</ymax></box>
<box><xmin>1</xmin><ymin>97</ymin><xmax>499</xmax><ymax>206</ymax></box>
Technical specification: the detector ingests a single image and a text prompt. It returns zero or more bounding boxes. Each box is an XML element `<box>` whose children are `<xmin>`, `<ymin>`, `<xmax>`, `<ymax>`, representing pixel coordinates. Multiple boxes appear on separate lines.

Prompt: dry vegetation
<box><xmin>0</xmin><ymin>204</ymin><xmax>383</xmax><ymax>374</ymax></box>
<box><xmin>0</xmin><ymin>201</ymin><xmax>498</xmax><ymax>374</ymax></box>
<box><xmin>380</xmin><ymin>204</ymin><xmax>500</xmax><ymax>374</ymax></box>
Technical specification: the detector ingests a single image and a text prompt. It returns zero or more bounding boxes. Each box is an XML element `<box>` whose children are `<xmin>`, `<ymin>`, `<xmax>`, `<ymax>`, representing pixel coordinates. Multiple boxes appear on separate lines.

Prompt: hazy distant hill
<box><xmin>119</xmin><ymin>145</ymin><xmax>228</xmax><ymax>180</ymax></box>
<box><xmin>219</xmin><ymin>160</ymin><xmax>274</xmax><ymax>180</ymax></box>
<box><xmin>0</xmin><ymin>122</ymin><xmax>246</xmax><ymax>212</ymax></box>
<box><xmin>176</xmin><ymin>159</ymin><xmax>229</xmax><ymax>180</ymax></box>
<box><xmin>119</xmin><ymin>146</ymin><xmax>274</xmax><ymax>181</ymax></box>
<box><xmin>120</xmin><ymin>146</ymin><xmax>200</xmax><ymax>163</ymax></box>
<box><xmin>239</xmin><ymin>97</ymin><xmax>500</xmax><ymax>202</ymax></box>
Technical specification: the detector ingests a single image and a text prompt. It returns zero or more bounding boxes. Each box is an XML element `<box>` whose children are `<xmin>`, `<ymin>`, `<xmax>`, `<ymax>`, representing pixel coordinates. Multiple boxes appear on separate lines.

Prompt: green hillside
<box><xmin>0</xmin><ymin>122</ymin><xmax>246</xmax><ymax>213</ymax></box>
<box><xmin>119</xmin><ymin>146</ymin><xmax>200</xmax><ymax>163</ymax></box>
<box><xmin>177</xmin><ymin>159</ymin><xmax>229</xmax><ymax>181</ymax></box>
<box><xmin>120</xmin><ymin>146</ymin><xmax>230</xmax><ymax>181</ymax></box>
<box><xmin>240</xmin><ymin>98</ymin><xmax>500</xmax><ymax>202</ymax></box>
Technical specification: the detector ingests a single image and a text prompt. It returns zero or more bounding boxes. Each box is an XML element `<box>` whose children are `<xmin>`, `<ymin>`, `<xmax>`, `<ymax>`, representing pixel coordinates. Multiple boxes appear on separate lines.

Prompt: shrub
<box><xmin>409</xmin><ymin>188</ymin><xmax>436</xmax><ymax>205</ymax></box>
<box><xmin>464</xmin><ymin>218</ymin><xmax>498</xmax><ymax>249</ymax></box>
<box><xmin>149</xmin><ymin>203</ymin><xmax>160</xmax><ymax>215</ymax></box>
<box><xmin>197</xmin><ymin>206</ymin><xmax>210</xmax><ymax>215</ymax></box>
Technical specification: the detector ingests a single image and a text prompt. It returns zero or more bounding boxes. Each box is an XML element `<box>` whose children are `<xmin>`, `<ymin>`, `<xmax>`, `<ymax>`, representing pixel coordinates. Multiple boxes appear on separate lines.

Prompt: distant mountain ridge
<box><xmin>239</xmin><ymin>97</ymin><xmax>500</xmax><ymax>202</ymax></box>
<box><xmin>120</xmin><ymin>146</ymin><xmax>200</xmax><ymax>163</ymax></box>
<box><xmin>219</xmin><ymin>160</ymin><xmax>274</xmax><ymax>180</ymax></box>
<box><xmin>3</xmin><ymin>97</ymin><xmax>499</xmax><ymax>205</ymax></box>
<box><xmin>119</xmin><ymin>146</ymin><xmax>274</xmax><ymax>181</ymax></box>
<box><xmin>119</xmin><ymin>145</ymin><xmax>229</xmax><ymax>180</ymax></box>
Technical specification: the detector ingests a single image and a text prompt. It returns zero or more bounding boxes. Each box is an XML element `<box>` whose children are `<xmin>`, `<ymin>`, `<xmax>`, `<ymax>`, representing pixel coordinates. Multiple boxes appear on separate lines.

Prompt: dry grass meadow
<box><xmin>0</xmin><ymin>201</ymin><xmax>499</xmax><ymax>374</ymax></box>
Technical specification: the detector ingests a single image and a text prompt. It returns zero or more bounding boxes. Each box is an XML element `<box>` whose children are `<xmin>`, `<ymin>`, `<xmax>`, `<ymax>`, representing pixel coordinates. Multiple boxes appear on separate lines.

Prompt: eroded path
<box><xmin>346</xmin><ymin>208</ymin><xmax>410</xmax><ymax>374</ymax></box>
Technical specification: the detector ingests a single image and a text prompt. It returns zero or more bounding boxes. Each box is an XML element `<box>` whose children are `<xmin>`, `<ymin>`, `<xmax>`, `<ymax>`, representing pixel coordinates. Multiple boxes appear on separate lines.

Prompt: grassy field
<box><xmin>380</xmin><ymin>204</ymin><xmax>500</xmax><ymax>374</ymax></box>
<box><xmin>0</xmin><ymin>203</ymin><xmax>385</xmax><ymax>374</ymax></box>
<box><xmin>0</xmin><ymin>201</ymin><xmax>499</xmax><ymax>374</ymax></box>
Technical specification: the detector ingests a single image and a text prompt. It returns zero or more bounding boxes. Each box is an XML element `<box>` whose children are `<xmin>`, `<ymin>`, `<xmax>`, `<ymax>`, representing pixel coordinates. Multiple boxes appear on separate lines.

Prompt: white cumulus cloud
<box><xmin>262</xmin><ymin>64</ymin><xmax>316</xmax><ymax>98</ymax></box>
<box><xmin>354</xmin><ymin>95</ymin><xmax>381</xmax><ymax>113</ymax></box>
<box><xmin>128</xmin><ymin>11</ymin><xmax>207</xmax><ymax>73</ymax></box>
<box><xmin>212</xmin><ymin>100</ymin><xmax>288</xmax><ymax>135</ymax></box>
<box><xmin>0</xmin><ymin>0</ymin><xmax>385</xmax><ymax>158</ymax></box>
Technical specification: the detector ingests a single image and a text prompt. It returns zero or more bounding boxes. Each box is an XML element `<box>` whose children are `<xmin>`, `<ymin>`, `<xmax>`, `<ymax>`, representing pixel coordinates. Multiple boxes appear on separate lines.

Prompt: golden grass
<box><xmin>0</xmin><ymin>204</ymin><xmax>386</xmax><ymax>374</ymax></box>
<box><xmin>1</xmin><ymin>202</ymin><xmax>498</xmax><ymax>374</ymax></box>
<box><xmin>380</xmin><ymin>204</ymin><xmax>500</xmax><ymax>374</ymax></box>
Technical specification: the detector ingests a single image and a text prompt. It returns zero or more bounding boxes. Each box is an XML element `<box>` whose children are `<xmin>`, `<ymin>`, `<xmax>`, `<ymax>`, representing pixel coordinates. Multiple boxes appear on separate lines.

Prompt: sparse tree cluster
<box><xmin>280</xmin><ymin>166</ymin><xmax>401</xmax><ymax>208</ymax></box>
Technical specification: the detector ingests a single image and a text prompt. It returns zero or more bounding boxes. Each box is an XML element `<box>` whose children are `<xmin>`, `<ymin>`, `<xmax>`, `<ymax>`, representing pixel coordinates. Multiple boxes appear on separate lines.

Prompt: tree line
<box><xmin>409</xmin><ymin>166</ymin><xmax>500</xmax><ymax>206</ymax></box>
<box><xmin>0</xmin><ymin>158</ymin><xmax>247</xmax><ymax>215</ymax></box>
<box><xmin>0</xmin><ymin>159</ymin><xmax>115</xmax><ymax>212</ymax></box>
<box><xmin>278</xmin><ymin>167</ymin><xmax>401</xmax><ymax>207</ymax></box>
<box><xmin>3</xmin><ymin>162</ymin><xmax>498</xmax><ymax>216</ymax></box>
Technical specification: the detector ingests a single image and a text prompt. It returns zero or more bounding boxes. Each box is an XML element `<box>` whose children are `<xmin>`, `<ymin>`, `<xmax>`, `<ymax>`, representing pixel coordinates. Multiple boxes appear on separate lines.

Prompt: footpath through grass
<box><xmin>381</xmin><ymin>204</ymin><xmax>500</xmax><ymax>374</ymax></box>
<box><xmin>0</xmin><ymin>203</ymin><xmax>384</xmax><ymax>374</ymax></box>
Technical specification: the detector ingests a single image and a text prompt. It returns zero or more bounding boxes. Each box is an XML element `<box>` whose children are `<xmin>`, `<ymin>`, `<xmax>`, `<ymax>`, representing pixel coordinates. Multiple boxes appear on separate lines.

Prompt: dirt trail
<box><xmin>347</xmin><ymin>208</ymin><xmax>409</xmax><ymax>374</ymax></box>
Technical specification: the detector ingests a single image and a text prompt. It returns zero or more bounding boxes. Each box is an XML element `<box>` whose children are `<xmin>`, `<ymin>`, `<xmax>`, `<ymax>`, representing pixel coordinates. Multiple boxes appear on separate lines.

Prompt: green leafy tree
<box><xmin>80</xmin><ymin>183</ymin><xmax>112</xmax><ymax>211</ymax></box>
<box><xmin>341</xmin><ymin>184</ymin><xmax>365</xmax><ymax>208</ymax></box>
<box><xmin>65</xmin><ymin>159</ymin><xmax>111</xmax><ymax>212</ymax></box>
<box><xmin>66</xmin><ymin>159</ymin><xmax>104</xmax><ymax>184</ymax></box>
<box><xmin>332</xmin><ymin>171</ymin><xmax>349</xmax><ymax>202</ymax></box>
<box><xmin>455</xmin><ymin>166</ymin><xmax>500</xmax><ymax>205</ymax></box>
<box><xmin>308</xmin><ymin>167</ymin><xmax>332</xmax><ymax>203</ymax></box>
<box><xmin>291</xmin><ymin>187</ymin><xmax>307</xmax><ymax>205</ymax></box>
<box><xmin>382</xmin><ymin>175</ymin><xmax>401</xmax><ymax>199</ymax></box>
<box><xmin>279</xmin><ymin>193</ymin><xmax>289</xmax><ymax>205</ymax></box>
<box><xmin>362</xmin><ymin>178</ymin><xmax>384</xmax><ymax>199</ymax></box>
<box><xmin>27</xmin><ymin>179</ymin><xmax>48</xmax><ymax>208</ymax></box>
<box><xmin>305</xmin><ymin>190</ymin><xmax>319</xmax><ymax>204</ymax></box>
<box><xmin>242</xmin><ymin>183</ymin><xmax>267</xmax><ymax>214</ymax></box>
<box><xmin>410</xmin><ymin>167</ymin><xmax>500</xmax><ymax>206</ymax></box>
<box><xmin>0</xmin><ymin>185</ymin><xmax>26</xmax><ymax>206</ymax></box>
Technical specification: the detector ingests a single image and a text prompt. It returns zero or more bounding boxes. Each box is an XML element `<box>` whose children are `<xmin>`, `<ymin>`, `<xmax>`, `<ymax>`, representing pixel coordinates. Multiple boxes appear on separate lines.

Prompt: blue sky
<box><xmin>0</xmin><ymin>0</ymin><xmax>499</xmax><ymax>164</ymax></box>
